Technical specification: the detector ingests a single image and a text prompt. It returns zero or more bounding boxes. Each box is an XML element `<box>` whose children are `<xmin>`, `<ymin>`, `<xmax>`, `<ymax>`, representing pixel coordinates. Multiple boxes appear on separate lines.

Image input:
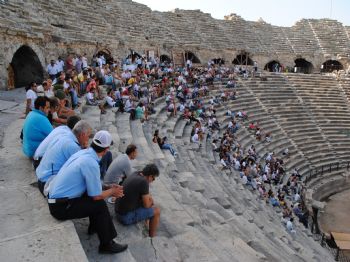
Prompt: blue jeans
<box><xmin>161</xmin><ymin>143</ymin><xmax>176</xmax><ymax>156</ymax></box>
<box><xmin>70</xmin><ymin>89</ymin><xmax>78</xmax><ymax>107</ymax></box>
<box><xmin>116</xmin><ymin>207</ymin><xmax>154</xmax><ymax>225</ymax></box>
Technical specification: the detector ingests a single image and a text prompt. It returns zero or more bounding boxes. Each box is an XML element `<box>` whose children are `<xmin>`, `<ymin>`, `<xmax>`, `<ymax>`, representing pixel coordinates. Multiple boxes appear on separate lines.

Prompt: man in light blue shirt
<box><xmin>36</xmin><ymin>120</ymin><xmax>91</xmax><ymax>195</ymax></box>
<box><xmin>48</xmin><ymin>131</ymin><xmax>127</xmax><ymax>254</ymax></box>
<box><xmin>33</xmin><ymin>115</ymin><xmax>81</xmax><ymax>169</ymax></box>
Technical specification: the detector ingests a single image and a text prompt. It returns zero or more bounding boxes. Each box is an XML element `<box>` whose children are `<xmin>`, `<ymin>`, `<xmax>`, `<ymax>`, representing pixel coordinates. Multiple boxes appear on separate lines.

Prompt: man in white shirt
<box><xmin>82</xmin><ymin>53</ymin><xmax>88</xmax><ymax>69</ymax></box>
<box><xmin>105</xmin><ymin>89</ymin><xmax>116</xmax><ymax>107</ymax></box>
<box><xmin>98</xmin><ymin>55</ymin><xmax>103</xmax><ymax>68</ymax></box>
<box><xmin>47</xmin><ymin>60</ymin><xmax>59</xmax><ymax>80</ymax></box>
<box><xmin>56</xmin><ymin>57</ymin><xmax>65</xmax><ymax>73</ymax></box>
<box><xmin>33</xmin><ymin>115</ymin><xmax>81</xmax><ymax>168</ymax></box>
<box><xmin>286</xmin><ymin>218</ymin><xmax>296</xmax><ymax>239</ymax></box>
<box><xmin>25</xmin><ymin>82</ymin><xmax>38</xmax><ymax>114</ymax></box>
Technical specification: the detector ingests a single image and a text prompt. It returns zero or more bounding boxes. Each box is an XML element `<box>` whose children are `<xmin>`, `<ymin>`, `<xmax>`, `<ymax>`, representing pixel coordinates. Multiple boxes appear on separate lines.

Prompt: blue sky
<box><xmin>133</xmin><ymin>0</ymin><xmax>350</xmax><ymax>26</ymax></box>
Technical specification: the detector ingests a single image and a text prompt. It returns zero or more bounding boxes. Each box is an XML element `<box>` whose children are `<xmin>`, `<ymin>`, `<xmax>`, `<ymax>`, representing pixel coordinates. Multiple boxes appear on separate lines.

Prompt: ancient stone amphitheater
<box><xmin>1</xmin><ymin>0</ymin><xmax>350</xmax><ymax>261</ymax></box>
<box><xmin>1</xmin><ymin>0</ymin><xmax>350</xmax><ymax>88</ymax></box>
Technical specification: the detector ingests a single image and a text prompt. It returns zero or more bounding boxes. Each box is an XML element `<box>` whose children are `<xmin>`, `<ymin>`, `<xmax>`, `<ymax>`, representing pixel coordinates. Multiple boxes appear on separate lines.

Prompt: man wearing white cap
<box><xmin>47</xmin><ymin>130</ymin><xmax>128</xmax><ymax>254</ymax></box>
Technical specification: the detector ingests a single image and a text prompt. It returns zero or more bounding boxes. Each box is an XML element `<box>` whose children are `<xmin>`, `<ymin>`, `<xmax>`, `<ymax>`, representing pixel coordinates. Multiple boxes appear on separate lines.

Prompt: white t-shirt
<box><xmin>192</xmin><ymin>133</ymin><xmax>199</xmax><ymax>143</ymax></box>
<box><xmin>63</xmin><ymin>81</ymin><xmax>70</xmax><ymax>91</ymax></box>
<box><xmin>44</xmin><ymin>89</ymin><xmax>54</xmax><ymax>98</ymax></box>
<box><xmin>106</xmin><ymin>96</ymin><xmax>116</xmax><ymax>107</ymax></box>
<box><xmin>56</xmin><ymin>60</ymin><xmax>64</xmax><ymax>72</ymax></box>
<box><xmin>286</xmin><ymin>221</ymin><xmax>294</xmax><ymax>231</ymax></box>
<box><xmin>242</xmin><ymin>175</ymin><xmax>248</xmax><ymax>185</ymax></box>
<box><xmin>26</xmin><ymin>89</ymin><xmax>37</xmax><ymax>110</ymax></box>
<box><xmin>82</xmin><ymin>57</ymin><xmax>88</xmax><ymax>68</ymax></box>
<box><xmin>86</xmin><ymin>92</ymin><xmax>94</xmax><ymax>101</ymax></box>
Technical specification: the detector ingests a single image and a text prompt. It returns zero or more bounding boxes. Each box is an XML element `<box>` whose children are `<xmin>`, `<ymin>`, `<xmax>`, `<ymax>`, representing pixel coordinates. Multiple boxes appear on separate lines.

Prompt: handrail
<box><xmin>303</xmin><ymin>161</ymin><xmax>349</xmax><ymax>185</ymax></box>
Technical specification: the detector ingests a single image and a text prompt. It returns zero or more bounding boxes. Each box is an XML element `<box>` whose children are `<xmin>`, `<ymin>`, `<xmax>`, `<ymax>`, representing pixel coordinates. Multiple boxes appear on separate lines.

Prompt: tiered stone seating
<box><xmin>223</xmin><ymin>77</ymin><xmax>312</xmax><ymax>179</ymax></box>
<box><xmin>1</xmin><ymin>0</ymin><xmax>349</xmax><ymax>63</ymax></box>
<box><xmin>308</xmin><ymin>19</ymin><xmax>350</xmax><ymax>57</ymax></box>
<box><xmin>62</xmin><ymin>84</ymin><xmax>331</xmax><ymax>261</ymax></box>
<box><xmin>285</xmin><ymin>19</ymin><xmax>320</xmax><ymax>56</ymax></box>
<box><xmin>249</xmin><ymin>21</ymin><xmax>293</xmax><ymax>55</ymax></box>
<box><xmin>286</xmin><ymin>74</ymin><xmax>350</xmax><ymax>164</ymax></box>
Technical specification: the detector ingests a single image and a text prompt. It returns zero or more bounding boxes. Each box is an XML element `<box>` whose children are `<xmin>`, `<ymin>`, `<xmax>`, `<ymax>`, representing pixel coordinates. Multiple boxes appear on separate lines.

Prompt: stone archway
<box><xmin>232</xmin><ymin>52</ymin><xmax>253</xmax><ymax>66</ymax></box>
<box><xmin>97</xmin><ymin>48</ymin><xmax>113</xmax><ymax>64</ymax></box>
<box><xmin>160</xmin><ymin>54</ymin><xmax>171</xmax><ymax>63</ymax></box>
<box><xmin>321</xmin><ymin>60</ymin><xmax>343</xmax><ymax>72</ymax></box>
<box><xmin>185</xmin><ymin>51</ymin><xmax>201</xmax><ymax>64</ymax></box>
<box><xmin>264</xmin><ymin>60</ymin><xmax>281</xmax><ymax>72</ymax></box>
<box><xmin>294</xmin><ymin>58</ymin><xmax>313</xmax><ymax>74</ymax></box>
<box><xmin>125</xmin><ymin>50</ymin><xmax>142</xmax><ymax>63</ymax></box>
<box><xmin>212</xmin><ymin>58</ymin><xmax>225</xmax><ymax>65</ymax></box>
<box><xmin>11</xmin><ymin>45</ymin><xmax>44</xmax><ymax>88</ymax></box>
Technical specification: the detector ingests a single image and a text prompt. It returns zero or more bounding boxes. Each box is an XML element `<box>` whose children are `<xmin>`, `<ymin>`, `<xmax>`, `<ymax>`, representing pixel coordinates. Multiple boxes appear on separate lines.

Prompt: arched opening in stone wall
<box><xmin>264</xmin><ymin>60</ymin><xmax>281</xmax><ymax>72</ymax></box>
<box><xmin>212</xmin><ymin>58</ymin><xmax>225</xmax><ymax>65</ymax></box>
<box><xmin>294</xmin><ymin>58</ymin><xmax>313</xmax><ymax>74</ymax></box>
<box><xmin>97</xmin><ymin>49</ymin><xmax>114</xmax><ymax>64</ymax></box>
<box><xmin>185</xmin><ymin>51</ymin><xmax>201</xmax><ymax>63</ymax></box>
<box><xmin>321</xmin><ymin>60</ymin><xmax>343</xmax><ymax>72</ymax></box>
<box><xmin>125</xmin><ymin>50</ymin><xmax>142</xmax><ymax>63</ymax></box>
<box><xmin>11</xmin><ymin>45</ymin><xmax>44</xmax><ymax>88</ymax></box>
<box><xmin>232</xmin><ymin>52</ymin><xmax>253</xmax><ymax>66</ymax></box>
<box><xmin>160</xmin><ymin>54</ymin><xmax>171</xmax><ymax>63</ymax></box>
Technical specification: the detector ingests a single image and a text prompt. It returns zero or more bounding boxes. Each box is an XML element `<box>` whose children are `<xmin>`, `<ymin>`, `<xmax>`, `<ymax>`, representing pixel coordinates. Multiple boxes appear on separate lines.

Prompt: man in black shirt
<box><xmin>115</xmin><ymin>164</ymin><xmax>160</xmax><ymax>237</ymax></box>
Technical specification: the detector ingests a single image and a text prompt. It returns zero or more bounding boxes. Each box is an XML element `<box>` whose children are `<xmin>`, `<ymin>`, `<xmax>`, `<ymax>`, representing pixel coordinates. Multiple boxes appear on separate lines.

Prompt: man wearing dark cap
<box><xmin>48</xmin><ymin>130</ymin><xmax>128</xmax><ymax>254</ymax></box>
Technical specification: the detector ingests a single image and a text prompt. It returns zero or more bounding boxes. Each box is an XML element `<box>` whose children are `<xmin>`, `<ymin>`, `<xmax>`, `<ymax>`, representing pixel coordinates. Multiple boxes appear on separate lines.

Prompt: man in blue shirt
<box><xmin>48</xmin><ymin>131</ymin><xmax>127</xmax><ymax>254</ymax></box>
<box><xmin>33</xmin><ymin>115</ymin><xmax>81</xmax><ymax>169</ymax></box>
<box><xmin>36</xmin><ymin>120</ymin><xmax>92</xmax><ymax>195</ymax></box>
<box><xmin>22</xmin><ymin>96</ymin><xmax>53</xmax><ymax>158</ymax></box>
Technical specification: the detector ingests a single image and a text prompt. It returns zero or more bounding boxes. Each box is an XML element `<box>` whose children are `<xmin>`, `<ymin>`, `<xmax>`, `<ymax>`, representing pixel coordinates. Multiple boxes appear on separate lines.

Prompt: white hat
<box><xmin>93</xmin><ymin>130</ymin><xmax>113</xmax><ymax>148</ymax></box>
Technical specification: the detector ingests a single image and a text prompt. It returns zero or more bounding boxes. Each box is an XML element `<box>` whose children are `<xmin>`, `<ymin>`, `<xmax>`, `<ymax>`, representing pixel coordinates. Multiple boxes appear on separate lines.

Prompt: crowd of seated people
<box><xmin>21</xmin><ymin>53</ymin><xmax>243</xmax><ymax>254</ymax></box>
<box><xmin>20</xmin><ymin>51</ymin><xmax>313</xmax><ymax>255</ymax></box>
<box><xmin>211</xmin><ymin>103</ymin><xmax>309</xmax><ymax>238</ymax></box>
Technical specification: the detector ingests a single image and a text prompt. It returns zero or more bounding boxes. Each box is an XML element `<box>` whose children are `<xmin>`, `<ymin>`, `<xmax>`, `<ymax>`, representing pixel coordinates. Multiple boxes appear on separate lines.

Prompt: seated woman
<box><xmin>135</xmin><ymin>102</ymin><xmax>146</xmax><ymax>121</ymax></box>
<box><xmin>152</xmin><ymin>130</ymin><xmax>177</xmax><ymax>157</ymax></box>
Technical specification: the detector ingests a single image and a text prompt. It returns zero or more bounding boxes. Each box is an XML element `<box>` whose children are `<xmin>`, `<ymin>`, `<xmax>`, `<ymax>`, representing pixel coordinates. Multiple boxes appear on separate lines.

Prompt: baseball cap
<box><xmin>93</xmin><ymin>130</ymin><xmax>113</xmax><ymax>148</ymax></box>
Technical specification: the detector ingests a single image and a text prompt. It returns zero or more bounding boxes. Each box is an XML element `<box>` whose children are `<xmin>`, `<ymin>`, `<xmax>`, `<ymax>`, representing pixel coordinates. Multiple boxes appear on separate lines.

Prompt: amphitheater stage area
<box><xmin>319</xmin><ymin>188</ymin><xmax>350</xmax><ymax>235</ymax></box>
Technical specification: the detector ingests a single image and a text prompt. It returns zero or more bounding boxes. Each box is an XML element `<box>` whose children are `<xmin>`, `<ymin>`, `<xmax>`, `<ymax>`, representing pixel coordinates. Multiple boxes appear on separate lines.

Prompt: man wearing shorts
<box><xmin>115</xmin><ymin>164</ymin><xmax>160</xmax><ymax>237</ymax></box>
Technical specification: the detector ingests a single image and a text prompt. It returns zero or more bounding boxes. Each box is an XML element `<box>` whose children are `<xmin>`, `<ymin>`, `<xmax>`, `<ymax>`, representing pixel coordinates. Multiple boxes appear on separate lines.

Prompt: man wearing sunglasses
<box><xmin>115</xmin><ymin>163</ymin><xmax>160</xmax><ymax>237</ymax></box>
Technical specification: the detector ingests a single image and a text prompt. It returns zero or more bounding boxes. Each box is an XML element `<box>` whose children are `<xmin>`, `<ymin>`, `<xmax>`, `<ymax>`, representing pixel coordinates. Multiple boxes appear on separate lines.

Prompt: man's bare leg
<box><xmin>149</xmin><ymin>206</ymin><xmax>160</xmax><ymax>237</ymax></box>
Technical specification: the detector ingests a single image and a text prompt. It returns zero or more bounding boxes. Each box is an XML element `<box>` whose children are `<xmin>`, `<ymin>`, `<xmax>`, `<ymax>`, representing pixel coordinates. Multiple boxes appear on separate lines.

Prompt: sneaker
<box><xmin>99</xmin><ymin>241</ymin><xmax>128</xmax><ymax>254</ymax></box>
<box><xmin>107</xmin><ymin>196</ymin><xmax>116</xmax><ymax>204</ymax></box>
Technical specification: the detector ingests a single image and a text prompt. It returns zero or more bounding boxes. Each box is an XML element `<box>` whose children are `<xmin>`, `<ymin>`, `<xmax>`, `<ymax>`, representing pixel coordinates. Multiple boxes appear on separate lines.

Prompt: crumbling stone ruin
<box><xmin>0</xmin><ymin>0</ymin><xmax>349</xmax><ymax>89</ymax></box>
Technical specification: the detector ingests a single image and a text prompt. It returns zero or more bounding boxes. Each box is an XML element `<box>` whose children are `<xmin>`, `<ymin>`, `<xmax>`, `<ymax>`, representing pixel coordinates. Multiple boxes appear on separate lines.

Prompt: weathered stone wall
<box><xmin>0</xmin><ymin>0</ymin><xmax>349</xmax><ymax>89</ymax></box>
